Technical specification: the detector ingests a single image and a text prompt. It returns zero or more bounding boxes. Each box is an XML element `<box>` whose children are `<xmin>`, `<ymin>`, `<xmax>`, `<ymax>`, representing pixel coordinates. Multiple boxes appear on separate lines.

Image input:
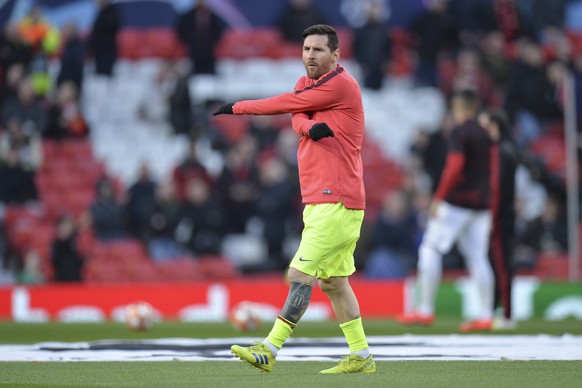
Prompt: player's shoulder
<box><xmin>456</xmin><ymin>119</ymin><xmax>485</xmax><ymax>135</ymax></box>
<box><xmin>451</xmin><ymin>120</ymin><xmax>489</xmax><ymax>143</ymax></box>
<box><xmin>294</xmin><ymin>76</ymin><xmax>312</xmax><ymax>91</ymax></box>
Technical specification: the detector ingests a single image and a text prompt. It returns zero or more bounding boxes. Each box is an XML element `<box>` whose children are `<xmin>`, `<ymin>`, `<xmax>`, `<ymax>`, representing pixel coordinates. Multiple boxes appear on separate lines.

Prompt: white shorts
<box><xmin>422</xmin><ymin>202</ymin><xmax>492</xmax><ymax>256</ymax></box>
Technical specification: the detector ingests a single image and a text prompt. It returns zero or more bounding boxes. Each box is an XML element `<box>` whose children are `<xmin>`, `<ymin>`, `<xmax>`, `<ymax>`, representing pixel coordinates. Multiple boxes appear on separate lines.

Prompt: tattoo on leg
<box><xmin>281</xmin><ymin>282</ymin><xmax>313</xmax><ymax>324</ymax></box>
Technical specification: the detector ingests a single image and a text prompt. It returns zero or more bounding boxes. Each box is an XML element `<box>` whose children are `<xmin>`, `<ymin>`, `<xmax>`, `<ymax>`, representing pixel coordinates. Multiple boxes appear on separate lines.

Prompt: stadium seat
<box><xmin>123</xmin><ymin>259</ymin><xmax>161</xmax><ymax>282</ymax></box>
<box><xmin>221</xmin><ymin>234</ymin><xmax>267</xmax><ymax>268</ymax></box>
<box><xmin>216</xmin><ymin>28</ymin><xmax>282</xmax><ymax>59</ymax></box>
<box><xmin>141</xmin><ymin>29</ymin><xmax>183</xmax><ymax>58</ymax></box>
<box><xmin>210</xmin><ymin>114</ymin><xmax>251</xmax><ymax>145</ymax></box>
<box><xmin>198</xmin><ymin>256</ymin><xmax>239</xmax><ymax>279</ymax></box>
<box><xmin>105</xmin><ymin>240</ymin><xmax>150</xmax><ymax>263</ymax></box>
<box><xmin>535</xmin><ymin>253</ymin><xmax>570</xmax><ymax>280</ymax></box>
<box><xmin>529</xmin><ymin>134</ymin><xmax>566</xmax><ymax>176</ymax></box>
<box><xmin>118</xmin><ymin>29</ymin><xmax>142</xmax><ymax>60</ymax></box>
<box><xmin>158</xmin><ymin>259</ymin><xmax>204</xmax><ymax>281</ymax></box>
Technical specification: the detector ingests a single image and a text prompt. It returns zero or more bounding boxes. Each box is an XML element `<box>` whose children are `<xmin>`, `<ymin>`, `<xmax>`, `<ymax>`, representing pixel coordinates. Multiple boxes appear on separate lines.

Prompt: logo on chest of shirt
<box><xmin>322</xmin><ymin>189</ymin><xmax>332</xmax><ymax>195</ymax></box>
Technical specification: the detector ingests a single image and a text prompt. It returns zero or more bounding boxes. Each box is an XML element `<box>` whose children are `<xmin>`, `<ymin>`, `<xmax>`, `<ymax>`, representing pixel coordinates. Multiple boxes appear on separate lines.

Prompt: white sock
<box><xmin>417</xmin><ymin>244</ymin><xmax>442</xmax><ymax>316</ymax></box>
<box><xmin>353</xmin><ymin>348</ymin><xmax>371</xmax><ymax>359</ymax></box>
<box><xmin>263</xmin><ymin>340</ymin><xmax>279</xmax><ymax>357</ymax></box>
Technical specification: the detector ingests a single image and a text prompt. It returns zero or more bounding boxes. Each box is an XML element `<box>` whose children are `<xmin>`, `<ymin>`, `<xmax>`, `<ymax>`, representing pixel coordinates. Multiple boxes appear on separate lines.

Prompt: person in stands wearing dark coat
<box><xmin>51</xmin><ymin>215</ymin><xmax>85</xmax><ymax>282</ymax></box>
<box><xmin>88</xmin><ymin>0</ymin><xmax>120</xmax><ymax>76</ymax></box>
<box><xmin>176</xmin><ymin>0</ymin><xmax>225</xmax><ymax>75</ymax></box>
<box><xmin>57</xmin><ymin>22</ymin><xmax>85</xmax><ymax>90</ymax></box>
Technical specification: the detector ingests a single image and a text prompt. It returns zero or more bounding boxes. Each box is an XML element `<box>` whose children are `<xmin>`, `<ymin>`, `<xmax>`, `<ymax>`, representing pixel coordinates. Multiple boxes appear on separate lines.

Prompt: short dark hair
<box><xmin>484</xmin><ymin>108</ymin><xmax>511</xmax><ymax>136</ymax></box>
<box><xmin>302</xmin><ymin>24</ymin><xmax>339</xmax><ymax>52</ymax></box>
<box><xmin>452</xmin><ymin>89</ymin><xmax>480</xmax><ymax>112</ymax></box>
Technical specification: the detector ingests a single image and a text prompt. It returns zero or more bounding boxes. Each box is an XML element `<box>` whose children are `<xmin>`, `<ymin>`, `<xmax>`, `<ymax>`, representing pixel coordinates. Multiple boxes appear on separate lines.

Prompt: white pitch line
<box><xmin>1</xmin><ymin>335</ymin><xmax>582</xmax><ymax>362</ymax></box>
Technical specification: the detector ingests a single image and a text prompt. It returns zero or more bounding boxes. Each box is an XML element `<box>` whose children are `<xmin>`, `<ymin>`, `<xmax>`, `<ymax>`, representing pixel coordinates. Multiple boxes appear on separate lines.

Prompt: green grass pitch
<box><xmin>0</xmin><ymin>318</ymin><xmax>581</xmax><ymax>387</ymax></box>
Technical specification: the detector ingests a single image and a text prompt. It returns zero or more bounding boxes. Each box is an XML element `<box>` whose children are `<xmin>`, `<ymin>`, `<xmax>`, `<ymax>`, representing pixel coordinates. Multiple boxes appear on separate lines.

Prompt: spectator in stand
<box><xmin>172</xmin><ymin>141</ymin><xmax>213</xmax><ymax>201</ymax></box>
<box><xmin>514</xmin><ymin>195</ymin><xmax>568</xmax><ymax>269</ymax></box>
<box><xmin>175</xmin><ymin>177</ymin><xmax>225</xmax><ymax>255</ymax></box>
<box><xmin>89</xmin><ymin>0</ymin><xmax>121</xmax><ymax>76</ymax></box>
<box><xmin>352</xmin><ymin>1</ymin><xmax>392</xmax><ymax>90</ymax></box>
<box><xmin>17</xmin><ymin>6</ymin><xmax>59</xmax><ymax>98</ymax></box>
<box><xmin>249</xmin><ymin>116</ymin><xmax>282</xmax><ymax>152</ymax></box>
<box><xmin>275</xmin><ymin>127</ymin><xmax>300</xmax><ymax>170</ymax></box>
<box><xmin>126</xmin><ymin>163</ymin><xmax>157</xmax><ymax>242</ymax></box>
<box><xmin>176</xmin><ymin>0</ymin><xmax>225</xmax><ymax>75</ymax></box>
<box><xmin>255</xmin><ymin>156</ymin><xmax>296</xmax><ymax>270</ymax></box>
<box><xmin>479</xmin><ymin>31</ymin><xmax>509</xmax><ymax>92</ymax></box>
<box><xmin>17</xmin><ymin>250</ymin><xmax>45</xmax><ymax>284</ymax></box>
<box><xmin>1</xmin><ymin>78</ymin><xmax>47</xmax><ymax>133</ymax></box>
<box><xmin>169</xmin><ymin>69</ymin><xmax>196</xmax><ymax>137</ymax></box>
<box><xmin>217</xmin><ymin>135</ymin><xmax>260</xmax><ymax>233</ymax></box>
<box><xmin>520</xmin><ymin>0</ymin><xmax>566</xmax><ymax>38</ymax></box>
<box><xmin>542</xmin><ymin>28</ymin><xmax>572</xmax><ymax>64</ymax></box>
<box><xmin>409</xmin><ymin>114</ymin><xmax>455</xmax><ymax>194</ymax></box>
<box><xmin>88</xmin><ymin>178</ymin><xmax>128</xmax><ymax>241</ymax></box>
<box><xmin>0</xmin><ymin>118</ymin><xmax>43</xmax><ymax>171</ymax></box>
<box><xmin>0</xmin><ymin>148</ymin><xmax>38</xmax><ymax>204</ymax></box>
<box><xmin>56</xmin><ymin>22</ymin><xmax>85</xmax><ymax>91</ymax></box>
<box><xmin>17</xmin><ymin>6</ymin><xmax>59</xmax><ymax>54</ymax></box>
<box><xmin>44</xmin><ymin>81</ymin><xmax>88</xmax><ymax>140</ymax></box>
<box><xmin>446</xmin><ymin>49</ymin><xmax>496</xmax><ymax>106</ymax></box>
<box><xmin>409</xmin><ymin>0</ymin><xmax>458</xmax><ymax>87</ymax></box>
<box><xmin>0</xmin><ymin>24</ymin><xmax>33</xmax><ymax>91</ymax></box>
<box><xmin>504</xmin><ymin>39</ymin><xmax>562</xmax><ymax>145</ymax></box>
<box><xmin>51</xmin><ymin>215</ymin><xmax>84</xmax><ymax>282</ymax></box>
<box><xmin>147</xmin><ymin>180</ymin><xmax>185</xmax><ymax>261</ymax></box>
<box><xmin>364</xmin><ymin>190</ymin><xmax>417</xmax><ymax>279</ymax></box>
<box><xmin>277</xmin><ymin>0</ymin><xmax>326</xmax><ymax>43</ymax></box>
<box><xmin>139</xmin><ymin>62</ymin><xmax>175</xmax><ymax>121</ymax></box>
<box><xmin>1</xmin><ymin>64</ymin><xmax>26</xmax><ymax>108</ymax></box>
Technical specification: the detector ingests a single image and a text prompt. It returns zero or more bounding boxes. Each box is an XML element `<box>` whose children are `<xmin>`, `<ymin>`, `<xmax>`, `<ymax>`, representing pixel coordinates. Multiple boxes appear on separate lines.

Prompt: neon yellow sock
<box><xmin>340</xmin><ymin>317</ymin><xmax>369</xmax><ymax>353</ymax></box>
<box><xmin>265</xmin><ymin>316</ymin><xmax>295</xmax><ymax>350</ymax></box>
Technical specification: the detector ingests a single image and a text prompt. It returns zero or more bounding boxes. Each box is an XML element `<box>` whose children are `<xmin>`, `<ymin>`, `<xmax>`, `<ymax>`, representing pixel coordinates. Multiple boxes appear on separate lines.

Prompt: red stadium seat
<box><xmin>535</xmin><ymin>253</ymin><xmax>569</xmax><ymax>280</ymax></box>
<box><xmin>62</xmin><ymin>140</ymin><xmax>94</xmax><ymax>161</ymax></box>
<box><xmin>118</xmin><ymin>29</ymin><xmax>141</xmax><ymax>60</ymax></box>
<box><xmin>336</xmin><ymin>28</ymin><xmax>353</xmax><ymax>59</ymax></box>
<box><xmin>158</xmin><ymin>259</ymin><xmax>204</xmax><ymax>281</ymax></box>
<box><xmin>105</xmin><ymin>240</ymin><xmax>150</xmax><ymax>263</ymax></box>
<box><xmin>198</xmin><ymin>256</ymin><xmax>239</xmax><ymax>280</ymax></box>
<box><xmin>211</xmin><ymin>114</ymin><xmax>251</xmax><ymax>144</ymax></box>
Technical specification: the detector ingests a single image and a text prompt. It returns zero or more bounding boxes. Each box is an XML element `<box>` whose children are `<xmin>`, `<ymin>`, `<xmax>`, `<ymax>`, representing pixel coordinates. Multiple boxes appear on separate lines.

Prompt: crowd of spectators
<box><xmin>82</xmin><ymin>128</ymin><xmax>302</xmax><ymax>272</ymax></box>
<box><xmin>0</xmin><ymin>5</ymin><xmax>92</xmax><ymax>283</ymax></box>
<box><xmin>366</xmin><ymin>0</ymin><xmax>577</xmax><ymax>277</ymax></box>
<box><xmin>0</xmin><ymin>0</ymin><xmax>579</xmax><ymax>284</ymax></box>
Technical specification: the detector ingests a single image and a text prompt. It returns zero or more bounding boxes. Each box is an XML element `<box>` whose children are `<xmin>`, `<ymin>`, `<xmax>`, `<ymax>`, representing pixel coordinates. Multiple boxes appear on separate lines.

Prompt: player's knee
<box><xmin>288</xmin><ymin>267</ymin><xmax>315</xmax><ymax>285</ymax></box>
<box><xmin>473</xmin><ymin>257</ymin><xmax>494</xmax><ymax>276</ymax></box>
<box><xmin>418</xmin><ymin>244</ymin><xmax>442</xmax><ymax>271</ymax></box>
<box><xmin>318</xmin><ymin>278</ymin><xmax>338</xmax><ymax>295</ymax></box>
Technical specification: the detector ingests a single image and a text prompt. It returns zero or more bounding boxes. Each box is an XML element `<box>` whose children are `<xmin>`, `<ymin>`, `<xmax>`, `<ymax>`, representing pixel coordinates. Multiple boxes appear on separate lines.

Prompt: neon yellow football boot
<box><xmin>319</xmin><ymin>354</ymin><xmax>376</xmax><ymax>374</ymax></box>
<box><xmin>231</xmin><ymin>342</ymin><xmax>276</xmax><ymax>373</ymax></box>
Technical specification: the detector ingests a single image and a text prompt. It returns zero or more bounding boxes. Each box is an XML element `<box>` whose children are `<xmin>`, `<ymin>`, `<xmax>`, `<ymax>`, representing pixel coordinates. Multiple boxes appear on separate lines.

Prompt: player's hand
<box><xmin>213</xmin><ymin>103</ymin><xmax>235</xmax><ymax>116</ymax></box>
<box><xmin>428</xmin><ymin>199</ymin><xmax>441</xmax><ymax>219</ymax></box>
<box><xmin>309</xmin><ymin>123</ymin><xmax>335</xmax><ymax>141</ymax></box>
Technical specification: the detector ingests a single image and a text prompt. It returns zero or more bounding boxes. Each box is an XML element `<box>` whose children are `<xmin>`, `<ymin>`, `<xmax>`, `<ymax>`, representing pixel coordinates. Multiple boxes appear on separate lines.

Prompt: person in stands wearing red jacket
<box><xmin>213</xmin><ymin>24</ymin><xmax>375</xmax><ymax>375</ymax></box>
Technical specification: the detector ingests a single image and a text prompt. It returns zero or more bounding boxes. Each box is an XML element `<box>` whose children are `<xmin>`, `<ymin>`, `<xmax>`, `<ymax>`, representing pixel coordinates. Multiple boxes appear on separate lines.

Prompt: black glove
<box><xmin>309</xmin><ymin>123</ymin><xmax>335</xmax><ymax>141</ymax></box>
<box><xmin>212</xmin><ymin>103</ymin><xmax>235</xmax><ymax>116</ymax></box>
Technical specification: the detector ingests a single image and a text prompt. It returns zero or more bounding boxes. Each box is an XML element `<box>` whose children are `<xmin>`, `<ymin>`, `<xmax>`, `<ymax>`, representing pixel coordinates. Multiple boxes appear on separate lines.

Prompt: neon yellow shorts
<box><xmin>290</xmin><ymin>202</ymin><xmax>364</xmax><ymax>279</ymax></box>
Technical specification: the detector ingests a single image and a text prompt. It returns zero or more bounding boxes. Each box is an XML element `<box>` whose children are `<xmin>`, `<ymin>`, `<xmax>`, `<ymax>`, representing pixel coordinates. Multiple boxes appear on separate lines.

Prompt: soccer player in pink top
<box><xmin>214</xmin><ymin>24</ymin><xmax>375</xmax><ymax>374</ymax></box>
